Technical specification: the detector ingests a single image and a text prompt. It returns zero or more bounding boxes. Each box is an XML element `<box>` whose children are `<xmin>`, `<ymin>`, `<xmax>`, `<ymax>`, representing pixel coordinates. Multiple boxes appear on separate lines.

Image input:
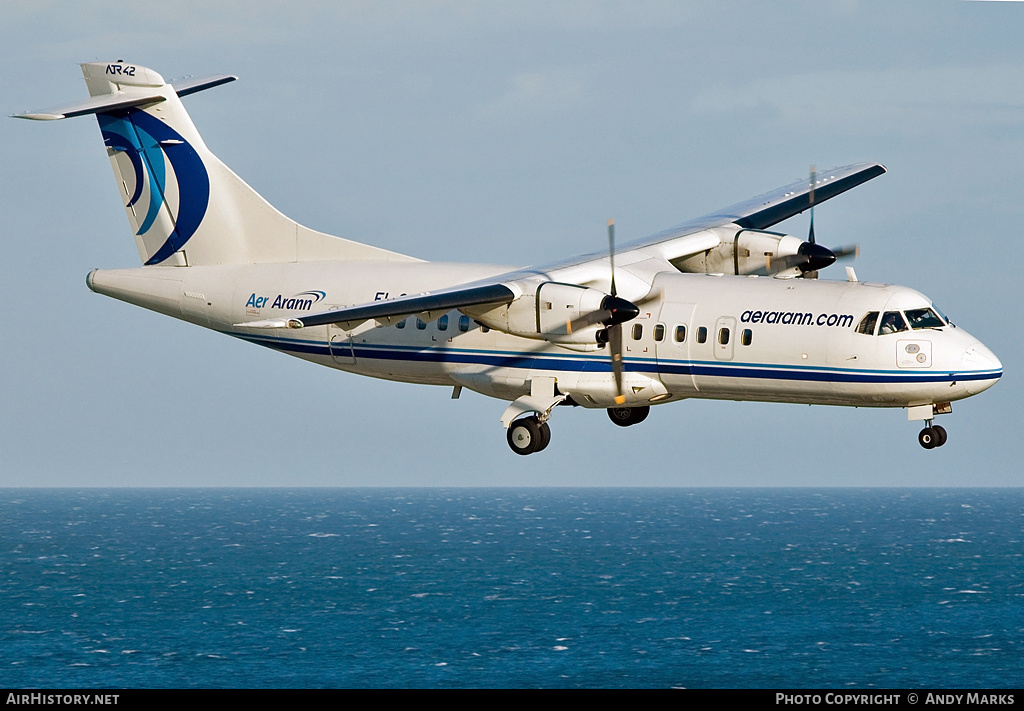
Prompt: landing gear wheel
<box><xmin>932</xmin><ymin>425</ymin><xmax>948</xmax><ymax>447</ymax></box>
<box><xmin>535</xmin><ymin>421</ymin><xmax>551</xmax><ymax>452</ymax></box>
<box><xmin>607</xmin><ymin>405</ymin><xmax>650</xmax><ymax>427</ymax></box>
<box><xmin>507</xmin><ymin>416</ymin><xmax>547</xmax><ymax>455</ymax></box>
<box><xmin>918</xmin><ymin>427</ymin><xmax>939</xmax><ymax>450</ymax></box>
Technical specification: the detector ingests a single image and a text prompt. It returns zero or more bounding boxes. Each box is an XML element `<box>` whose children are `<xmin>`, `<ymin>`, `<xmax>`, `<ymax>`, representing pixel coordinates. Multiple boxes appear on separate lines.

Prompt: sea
<box><xmin>0</xmin><ymin>488</ymin><xmax>1020</xmax><ymax>689</ymax></box>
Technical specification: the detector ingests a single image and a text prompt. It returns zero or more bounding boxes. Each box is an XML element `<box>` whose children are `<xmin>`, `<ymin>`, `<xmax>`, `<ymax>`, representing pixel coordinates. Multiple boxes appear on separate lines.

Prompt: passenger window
<box><xmin>718</xmin><ymin>327</ymin><xmax>730</xmax><ymax>345</ymax></box>
<box><xmin>653</xmin><ymin>324</ymin><xmax>665</xmax><ymax>342</ymax></box>
<box><xmin>395</xmin><ymin>318</ymin><xmax>406</xmax><ymax>330</ymax></box>
<box><xmin>674</xmin><ymin>325</ymin><xmax>686</xmax><ymax>342</ymax></box>
<box><xmin>856</xmin><ymin>312</ymin><xmax>878</xmax><ymax>335</ymax></box>
<box><xmin>437</xmin><ymin>314</ymin><xmax>449</xmax><ymax>332</ymax></box>
<box><xmin>416</xmin><ymin>318</ymin><xmax>427</xmax><ymax>330</ymax></box>
<box><xmin>632</xmin><ymin>323</ymin><xmax>643</xmax><ymax>340</ymax></box>
<box><xmin>878</xmin><ymin>311</ymin><xmax>907</xmax><ymax>335</ymax></box>
<box><xmin>696</xmin><ymin>326</ymin><xmax>708</xmax><ymax>344</ymax></box>
<box><xmin>458</xmin><ymin>315</ymin><xmax>470</xmax><ymax>332</ymax></box>
<box><xmin>741</xmin><ymin>329</ymin><xmax>752</xmax><ymax>346</ymax></box>
<box><xmin>905</xmin><ymin>308</ymin><xmax>944</xmax><ymax>330</ymax></box>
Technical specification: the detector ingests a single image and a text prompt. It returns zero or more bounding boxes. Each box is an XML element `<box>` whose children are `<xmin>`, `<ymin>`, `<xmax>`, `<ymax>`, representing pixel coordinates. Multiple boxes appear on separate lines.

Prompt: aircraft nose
<box><xmin>961</xmin><ymin>342</ymin><xmax>1002</xmax><ymax>395</ymax></box>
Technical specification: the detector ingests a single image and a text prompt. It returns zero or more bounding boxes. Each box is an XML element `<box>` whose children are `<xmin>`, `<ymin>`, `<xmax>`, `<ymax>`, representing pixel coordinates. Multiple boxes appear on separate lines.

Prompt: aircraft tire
<box><xmin>630</xmin><ymin>406</ymin><xmax>650</xmax><ymax>425</ymax></box>
<box><xmin>507</xmin><ymin>417</ymin><xmax>542</xmax><ymax>455</ymax></box>
<box><xmin>607</xmin><ymin>405</ymin><xmax>650</xmax><ymax>427</ymax></box>
<box><xmin>932</xmin><ymin>425</ymin><xmax>948</xmax><ymax>447</ymax></box>
<box><xmin>535</xmin><ymin>421</ymin><xmax>551</xmax><ymax>452</ymax></box>
<box><xmin>918</xmin><ymin>427</ymin><xmax>938</xmax><ymax>449</ymax></box>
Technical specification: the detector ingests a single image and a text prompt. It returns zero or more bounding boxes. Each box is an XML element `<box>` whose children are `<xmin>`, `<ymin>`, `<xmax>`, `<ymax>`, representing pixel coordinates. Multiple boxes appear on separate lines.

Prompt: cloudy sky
<box><xmin>2</xmin><ymin>1</ymin><xmax>1021</xmax><ymax>486</ymax></box>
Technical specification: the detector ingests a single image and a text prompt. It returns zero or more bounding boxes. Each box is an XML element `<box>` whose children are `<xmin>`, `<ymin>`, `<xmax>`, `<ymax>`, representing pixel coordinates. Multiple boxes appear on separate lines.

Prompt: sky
<box><xmin>1</xmin><ymin>0</ymin><xmax>1022</xmax><ymax>486</ymax></box>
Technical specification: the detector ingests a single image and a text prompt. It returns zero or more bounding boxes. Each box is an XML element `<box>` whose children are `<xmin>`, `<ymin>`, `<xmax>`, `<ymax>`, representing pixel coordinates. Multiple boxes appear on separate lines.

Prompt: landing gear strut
<box><xmin>607</xmin><ymin>405</ymin><xmax>650</xmax><ymax>427</ymax></box>
<box><xmin>918</xmin><ymin>422</ymin><xmax>948</xmax><ymax>449</ymax></box>
<box><xmin>507</xmin><ymin>416</ymin><xmax>551</xmax><ymax>455</ymax></box>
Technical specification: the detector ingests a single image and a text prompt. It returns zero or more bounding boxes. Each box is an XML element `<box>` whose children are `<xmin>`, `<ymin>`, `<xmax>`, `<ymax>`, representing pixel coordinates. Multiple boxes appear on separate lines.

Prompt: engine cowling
<box><xmin>462</xmin><ymin>282</ymin><xmax>614</xmax><ymax>347</ymax></box>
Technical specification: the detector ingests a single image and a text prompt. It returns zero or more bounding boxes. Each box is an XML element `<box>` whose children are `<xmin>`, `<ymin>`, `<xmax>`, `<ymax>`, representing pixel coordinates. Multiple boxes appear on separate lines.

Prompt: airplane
<box><xmin>15</xmin><ymin>61</ymin><xmax>1002</xmax><ymax>456</ymax></box>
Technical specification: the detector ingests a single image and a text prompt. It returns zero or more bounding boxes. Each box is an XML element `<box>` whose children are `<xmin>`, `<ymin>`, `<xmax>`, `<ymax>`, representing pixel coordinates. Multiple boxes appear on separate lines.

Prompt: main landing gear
<box><xmin>918</xmin><ymin>422</ymin><xmax>948</xmax><ymax>450</ymax></box>
<box><xmin>506</xmin><ymin>416</ymin><xmax>551</xmax><ymax>456</ymax></box>
<box><xmin>607</xmin><ymin>405</ymin><xmax>650</xmax><ymax>427</ymax></box>
<box><xmin>506</xmin><ymin>405</ymin><xmax>654</xmax><ymax>455</ymax></box>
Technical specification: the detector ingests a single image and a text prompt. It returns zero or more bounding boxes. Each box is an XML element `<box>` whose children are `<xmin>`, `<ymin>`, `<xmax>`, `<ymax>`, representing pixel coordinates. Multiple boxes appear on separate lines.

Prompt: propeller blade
<box><xmin>808</xmin><ymin>165</ymin><xmax>817</xmax><ymax>245</ymax></box>
<box><xmin>608</xmin><ymin>322</ymin><xmax>625</xmax><ymax>405</ymax></box>
<box><xmin>831</xmin><ymin>244</ymin><xmax>860</xmax><ymax>260</ymax></box>
<box><xmin>608</xmin><ymin>218</ymin><xmax>617</xmax><ymax>297</ymax></box>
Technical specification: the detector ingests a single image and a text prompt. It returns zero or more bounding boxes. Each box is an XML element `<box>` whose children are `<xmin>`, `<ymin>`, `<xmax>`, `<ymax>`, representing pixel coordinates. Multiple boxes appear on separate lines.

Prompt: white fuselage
<box><xmin>87</xmin><ymin>258</ymin><xmax>1002</xmax><ymax>413</ymax></box>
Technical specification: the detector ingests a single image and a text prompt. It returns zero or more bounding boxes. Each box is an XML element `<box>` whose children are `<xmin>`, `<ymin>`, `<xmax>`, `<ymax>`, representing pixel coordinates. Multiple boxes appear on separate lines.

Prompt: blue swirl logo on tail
<box><xmin>98</xmin><ymin>111</ymin><xmax>210</xmax><ymax>265</ymax></box>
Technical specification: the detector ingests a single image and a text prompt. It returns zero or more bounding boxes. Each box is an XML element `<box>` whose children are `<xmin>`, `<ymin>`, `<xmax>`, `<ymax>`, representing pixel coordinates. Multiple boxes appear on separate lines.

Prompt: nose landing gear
<box><xmin>909</xmin><ymin>403</ymin><xmax>952</xmax><ymax>450</ymax></box>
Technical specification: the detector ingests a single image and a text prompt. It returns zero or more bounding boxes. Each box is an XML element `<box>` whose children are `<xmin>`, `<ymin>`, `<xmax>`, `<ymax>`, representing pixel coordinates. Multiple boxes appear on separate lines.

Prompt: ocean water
<box><xmin>0</xmin><ymin>488</ymin><xmax>1020</xmax><ymax>689</ymax></box>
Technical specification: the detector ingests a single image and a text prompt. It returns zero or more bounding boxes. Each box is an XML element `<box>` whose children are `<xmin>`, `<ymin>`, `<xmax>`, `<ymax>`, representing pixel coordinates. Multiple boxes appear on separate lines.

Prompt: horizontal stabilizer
<box><xmin>13</xmin><ymin>74</ymin><xmax>236</xmax><ymax>121</ymax></box>
<box><xmin>236</xmin><ymin>283</ymin><xmax>517</xmax><ymax>329</ymax></box>
<box><xmin>13</xmin><ymin>93</ymin><xmax>166</xmax><ymax>121</ymax></box>
<box><xmin>171</xmin><ymin>75</ymin><xmax>237</xmax><ymax>98</ymax></box>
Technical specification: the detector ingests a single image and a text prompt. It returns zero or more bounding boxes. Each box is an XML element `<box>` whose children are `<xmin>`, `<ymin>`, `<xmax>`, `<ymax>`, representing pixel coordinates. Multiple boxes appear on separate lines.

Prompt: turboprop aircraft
<box><xmin>15</xmin><ymin>61</ymin><xmax>1002</xmax><ymax>455</ymax></box>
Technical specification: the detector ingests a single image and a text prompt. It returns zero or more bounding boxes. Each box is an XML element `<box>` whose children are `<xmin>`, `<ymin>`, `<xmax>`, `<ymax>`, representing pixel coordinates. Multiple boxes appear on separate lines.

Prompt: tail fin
<box><xmin>16</xmin><ymin>61</ymin><xmax>418</xmax><ymax>267</ymax></box>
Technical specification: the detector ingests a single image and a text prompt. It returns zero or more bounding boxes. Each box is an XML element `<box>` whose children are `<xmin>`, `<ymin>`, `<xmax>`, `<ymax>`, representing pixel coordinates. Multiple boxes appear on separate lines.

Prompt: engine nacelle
<box><xmin>462</xmin><ymin>282</ymin><xmax>609</xmax><ymax>346</ymax></box>
<box><xmin>671</xmin><ymin>225</ymin><xmax>807</xmax><ymax>276</ymax></box>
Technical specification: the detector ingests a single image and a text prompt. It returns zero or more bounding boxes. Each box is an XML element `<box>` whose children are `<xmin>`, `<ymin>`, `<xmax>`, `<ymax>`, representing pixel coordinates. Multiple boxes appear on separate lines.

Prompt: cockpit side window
<box><xmin>856</xmin><ymin>312</ymin><xmax>879</xmax><ymax>335</ymax></box>
<box><xmin>905</xmin><ymin>308</ymin><xmax>944</xmax><ymax>330</ymax></box>
<box><xmin>932</xmin><ymin>304</ymin><xmax>954</xmax><ymax>327</ymax></box>
<box><xmin>879</xmin><ymin>311</ymin><xmax>908</xmax><ymax>335</ymax></box>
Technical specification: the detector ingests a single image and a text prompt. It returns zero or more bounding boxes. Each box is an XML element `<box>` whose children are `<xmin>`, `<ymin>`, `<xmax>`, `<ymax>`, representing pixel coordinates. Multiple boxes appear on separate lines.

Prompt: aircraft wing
<box><xmin>617</xmin><ymin>162</ymin><xmax>886</xmax><ymax>256</ymax></box>
<box><xmin>686</xmin><ymin>162</ymin><xmax>885</xmax><ymax>232</ymax></box>
<box><xmin>236</xmin><ymin>162</ymin><xmax>885</xmax><ymax>330</ymax></box>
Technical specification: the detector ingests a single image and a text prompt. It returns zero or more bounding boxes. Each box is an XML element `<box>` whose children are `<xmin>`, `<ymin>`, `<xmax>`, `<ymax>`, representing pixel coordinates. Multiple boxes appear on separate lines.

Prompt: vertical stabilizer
<box><xmin>20</xmin><ymin>61</ymin><xmax>419</xmax><ymax>267</ymax></box>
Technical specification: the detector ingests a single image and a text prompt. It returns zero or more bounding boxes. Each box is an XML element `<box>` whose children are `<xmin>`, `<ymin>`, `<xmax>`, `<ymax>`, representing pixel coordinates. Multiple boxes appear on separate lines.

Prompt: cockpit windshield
<box><xmin>857</xmin><ymin>306</ymin><xmax>948</xmax><ymax>336</ymax></box>
<box><xmin>905</xmin><ymin>308</ymin><xmax>945</xmax><ymax>330</ymax></box>
<box><xmin>879</xmin><ymin>311</ymin><xmax>908</xmax><ymax>335</ymax></box>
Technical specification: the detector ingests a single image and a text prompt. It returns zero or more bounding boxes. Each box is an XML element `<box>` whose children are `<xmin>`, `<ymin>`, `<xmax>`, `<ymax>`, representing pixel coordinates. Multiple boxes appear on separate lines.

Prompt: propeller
<box><xmin>599</xmin><ymin>219</ymin><xmax>640</xmax><ymax>405</ymax></box>
<box><xmin>794</xmin><ymin>165</ymin><xmax>859</xmax><ymax>279</ymax></box>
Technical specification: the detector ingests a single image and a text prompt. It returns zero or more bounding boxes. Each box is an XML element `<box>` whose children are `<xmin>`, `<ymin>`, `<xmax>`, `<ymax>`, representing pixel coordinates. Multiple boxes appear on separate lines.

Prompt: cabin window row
<box><xmin>394</xmin><ymin>313</ymin><xmax>477</xmax><ymax>332</ymax></box>
<box><xmin>632</xmin><ymin>323</ymin><xmax>754</xmax><ymax>347</ymax></box>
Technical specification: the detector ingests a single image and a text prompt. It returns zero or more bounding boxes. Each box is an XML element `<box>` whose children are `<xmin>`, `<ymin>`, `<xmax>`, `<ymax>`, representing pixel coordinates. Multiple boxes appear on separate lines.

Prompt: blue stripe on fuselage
<box><xmin>227</xmin><ymin>331</ymin><xmax>1002</xmax><ymax>385</ymax></box>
